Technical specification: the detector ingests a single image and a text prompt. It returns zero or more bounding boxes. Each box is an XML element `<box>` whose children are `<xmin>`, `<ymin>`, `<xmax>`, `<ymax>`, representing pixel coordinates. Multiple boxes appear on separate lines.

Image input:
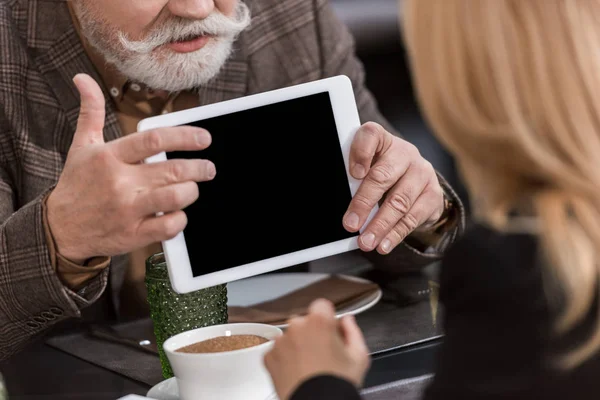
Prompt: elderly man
<box><xmin>0</xmin><ymin>0</ymin><xmax>463</xmax><ymax>360</ymax></box>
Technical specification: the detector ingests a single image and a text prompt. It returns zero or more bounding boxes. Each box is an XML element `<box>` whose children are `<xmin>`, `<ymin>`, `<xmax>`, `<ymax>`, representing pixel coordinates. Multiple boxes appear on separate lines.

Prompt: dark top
<box><xmin>291</xmin><ymin>223</ymin><xmax>600</xmax><ymax>399</ymax></box>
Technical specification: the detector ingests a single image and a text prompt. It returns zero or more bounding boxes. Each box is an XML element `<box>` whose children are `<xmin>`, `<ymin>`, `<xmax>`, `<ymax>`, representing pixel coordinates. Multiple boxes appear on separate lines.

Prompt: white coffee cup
<box><xmin>163</xmin><ymin>323</ymin><xmax>283</xmax><ymax>400</ymax></box>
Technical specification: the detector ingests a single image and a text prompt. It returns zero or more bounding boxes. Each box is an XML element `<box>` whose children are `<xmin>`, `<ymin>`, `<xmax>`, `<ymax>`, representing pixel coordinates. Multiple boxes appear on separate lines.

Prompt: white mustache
<box><xmin>118</xmin><ymin>2</ymin><xmax>251</xmax><ymax>54</ymax></box>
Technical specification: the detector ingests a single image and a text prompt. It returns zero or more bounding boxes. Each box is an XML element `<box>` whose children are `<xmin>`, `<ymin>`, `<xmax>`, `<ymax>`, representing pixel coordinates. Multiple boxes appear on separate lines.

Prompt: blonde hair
<box><xmin>403</xmin><ymin>0</ymin><xmax>600</xmax><ymax>368</ymax></box>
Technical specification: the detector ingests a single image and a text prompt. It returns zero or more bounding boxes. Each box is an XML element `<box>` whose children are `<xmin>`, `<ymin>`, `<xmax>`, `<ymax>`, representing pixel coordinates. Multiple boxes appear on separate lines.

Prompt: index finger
<box><xmin>344</xmin><ymin>157</ymin><xmax>410</xmax><ymax>233</ymax></box>
<box><xmin>350</xmin><ymin>122</ymin><xmax>392</xmax><ymax>179</ymax></box>
<box><xmin>111</xmin><ymin>126</ymin><xmax>212</xmax><ymax>163</ymax></box>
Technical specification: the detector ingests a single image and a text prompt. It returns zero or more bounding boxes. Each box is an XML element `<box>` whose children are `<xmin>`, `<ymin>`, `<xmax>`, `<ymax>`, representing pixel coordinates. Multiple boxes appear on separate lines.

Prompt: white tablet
<box><xmin>139</xmin><ymin>75</ymin><xmax>378</xmax><ymax>293</ymax></box>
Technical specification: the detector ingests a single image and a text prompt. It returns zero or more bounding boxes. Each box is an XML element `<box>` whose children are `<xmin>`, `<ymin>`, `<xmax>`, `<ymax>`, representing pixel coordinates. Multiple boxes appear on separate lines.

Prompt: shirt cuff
<box><xmin>42</xmin><ymin>192</ymin><xmax>111</xmax><ymax>291</ymax></box>
<box><xmin>291</xmin><ymin>375</ymin><xmax>362</xmax><ymax>400</ymax></box>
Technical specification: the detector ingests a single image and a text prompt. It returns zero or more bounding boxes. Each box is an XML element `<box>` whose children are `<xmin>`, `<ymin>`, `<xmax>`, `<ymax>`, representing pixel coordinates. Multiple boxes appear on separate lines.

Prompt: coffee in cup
<box><xmin>177</xmin><ymin>335</ymin><xmax>269</xmax><ymax>354</ymax></box>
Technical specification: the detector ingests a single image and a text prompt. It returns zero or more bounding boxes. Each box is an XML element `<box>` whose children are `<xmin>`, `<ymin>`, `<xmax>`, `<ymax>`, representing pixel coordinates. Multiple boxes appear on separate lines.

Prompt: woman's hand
<box><xmin>264</xmin><ymin>299</ymin><xmax>371</xmax><ymax>400</ymax></box>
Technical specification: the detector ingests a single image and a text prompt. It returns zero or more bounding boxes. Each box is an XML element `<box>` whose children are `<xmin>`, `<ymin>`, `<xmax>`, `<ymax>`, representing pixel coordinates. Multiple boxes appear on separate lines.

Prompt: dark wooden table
<box><xmin>0</xmin><ymin>337</ymin><xmax>440</xmax><ymax>400</ymax></box>
<box><xmin>2</xmin><ymin>341</ymin><xmax>149</xmax><ymax>400</ymax></box>
<box><xmin>0</xmin><ymin>270</ymin><xmax>441</xmax><ymax>399</ymax></box>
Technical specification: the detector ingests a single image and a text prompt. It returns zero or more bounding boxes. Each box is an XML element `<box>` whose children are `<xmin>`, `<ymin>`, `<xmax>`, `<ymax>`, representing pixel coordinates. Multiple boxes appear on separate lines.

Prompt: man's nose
<box><xmin>168</xmin><ymin>0</ymin><xmax>215</xmax><ymax>19</ymax></box>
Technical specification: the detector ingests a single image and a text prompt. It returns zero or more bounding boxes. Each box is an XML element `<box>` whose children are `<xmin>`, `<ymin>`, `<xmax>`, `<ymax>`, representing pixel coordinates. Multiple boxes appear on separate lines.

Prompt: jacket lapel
<box><xmin>197</xmin><ymin>44</ymin><xmax>249</xmax><ymax>105</ymax></box>
<box><xmin>195</xmin><ymin>31</ymin><xmax>250</xmax><ymax>105</ymax></box>
<box><xmin>34</xmin><ymin>30</ymin><xmax>123</xmax><ymax>144</ymax></box>
<box><xmin>26</xmin><ymin>0</ymin><xmax>124</xmax><ymax>144</ymax></box>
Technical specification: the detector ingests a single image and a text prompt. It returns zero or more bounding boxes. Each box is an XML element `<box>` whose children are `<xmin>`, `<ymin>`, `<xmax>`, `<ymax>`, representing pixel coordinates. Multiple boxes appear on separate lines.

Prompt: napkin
<box><xmin>228</xmin><ymin>275</ymin><xmax>380</xmax><ymax>325</ymax></box>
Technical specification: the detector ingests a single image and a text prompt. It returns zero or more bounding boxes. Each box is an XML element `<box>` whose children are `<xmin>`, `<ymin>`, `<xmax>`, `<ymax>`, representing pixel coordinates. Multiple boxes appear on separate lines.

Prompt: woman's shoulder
<box><xmin>446</xmin><ymin>219</ymin><xmax>539</xmax><ymax>261</ymax></box>
<box><xmin>439</xmin><ymin>220</ymin><xmax>544</xmax><ymax>310</ymax></box>
<box><xmin>444</xmin><ymin>220</ymin><xmax>540</xmax><ymax>272</ymax></box>
<box><xmin>430</xmin><ymin>225</ymin><xmax>600</xmax><ymax>399</ymax></box>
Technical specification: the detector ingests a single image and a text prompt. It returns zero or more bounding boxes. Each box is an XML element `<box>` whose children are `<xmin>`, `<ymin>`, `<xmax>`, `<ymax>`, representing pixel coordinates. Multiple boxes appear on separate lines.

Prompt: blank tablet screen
<box><xmin>167</xmin><ymin>91</ymin><xmax>357</xmax><ymax>277</ymax></box>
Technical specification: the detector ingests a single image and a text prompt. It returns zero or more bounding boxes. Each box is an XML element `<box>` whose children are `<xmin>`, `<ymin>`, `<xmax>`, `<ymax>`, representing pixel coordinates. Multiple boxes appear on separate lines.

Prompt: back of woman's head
<box><xmin>403</xmin><ymin>0</ymin><xmax>600</xmax><ymax>368</ymax></box>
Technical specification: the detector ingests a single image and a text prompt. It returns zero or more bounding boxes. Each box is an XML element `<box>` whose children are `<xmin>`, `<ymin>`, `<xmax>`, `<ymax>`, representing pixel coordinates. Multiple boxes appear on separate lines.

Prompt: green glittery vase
<box><xmin>145</xmin><ymin>253</ymin><xmax>228</xmax><ymax>379</ymax></box>
<box><xmin>0</xmin><ymin>372</ymin><xmax>7</xmax><ymax>400</ymax></box>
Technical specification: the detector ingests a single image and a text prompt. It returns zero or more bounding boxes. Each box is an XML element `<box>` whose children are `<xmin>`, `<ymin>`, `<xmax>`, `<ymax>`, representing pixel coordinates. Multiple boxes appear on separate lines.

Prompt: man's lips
<box><xmin>165</xmin><ymin>35</ymin><xmax>211</xmax><ymax>53</ymax></box>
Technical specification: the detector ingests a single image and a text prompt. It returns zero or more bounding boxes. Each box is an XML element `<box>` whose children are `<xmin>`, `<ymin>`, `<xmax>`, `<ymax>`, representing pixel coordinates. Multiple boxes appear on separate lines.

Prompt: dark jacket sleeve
<box><xmin>312</xmin><ymin>0</ymin><xmax>465</xmax><ymax>271</ymax></box>
<box><xmin>291</xmin><ymin>375</ymin><xmax>362</xmax><ymax>400</ymax></box>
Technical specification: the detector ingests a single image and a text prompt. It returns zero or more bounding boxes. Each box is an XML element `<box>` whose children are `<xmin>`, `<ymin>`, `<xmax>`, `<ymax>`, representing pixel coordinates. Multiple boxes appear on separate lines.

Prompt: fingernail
<box><xmin>353</xmin><ymin>163</ymin><xmax>366</xmax><ymax>179</ymax></box>
<box><xmin>381</xmin><ymin>239</ymin><xmax>392</xmax><ymax>254</ymax></box>
<box><xmin>207</xmin><ymin>162</ymin><xmax>216</xmax><ymax>179</ymax></box>
<box><xmin>361</xmin><ymin>233</ymin><xmax>375</xmax><ymax>249</ymax></box>
<box><xmin>344</xmin><ymin>212</ymin><xmax>359</xmax><ymax>230</ymax></box>
<box><xmin>196</xmin><ymin>131</ymin><xmax>211</xmax><ymax>145</ymax></box>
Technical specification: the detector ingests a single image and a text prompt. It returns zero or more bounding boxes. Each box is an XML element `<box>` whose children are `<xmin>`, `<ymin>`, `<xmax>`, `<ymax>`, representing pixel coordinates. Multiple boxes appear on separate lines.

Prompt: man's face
<box><xmin>72</xmin><ymin>0</ymin><xmax>251</xmax><ymax>92</ymax></box>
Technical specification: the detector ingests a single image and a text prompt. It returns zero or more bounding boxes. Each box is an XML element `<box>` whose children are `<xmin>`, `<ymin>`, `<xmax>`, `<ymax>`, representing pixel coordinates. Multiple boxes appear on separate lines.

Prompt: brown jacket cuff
<box><xmin>405</xmin><ymin>189</ymin><xmax>461</xmax><ymax>252</ymax></box>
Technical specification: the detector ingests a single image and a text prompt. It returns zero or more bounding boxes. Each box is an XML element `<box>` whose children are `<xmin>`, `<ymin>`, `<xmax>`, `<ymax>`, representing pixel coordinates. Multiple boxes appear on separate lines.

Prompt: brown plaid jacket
<box><xmin>0</xmin><ymin>0</ymin><xmax>464</xmax><ymax>360</ymax></box>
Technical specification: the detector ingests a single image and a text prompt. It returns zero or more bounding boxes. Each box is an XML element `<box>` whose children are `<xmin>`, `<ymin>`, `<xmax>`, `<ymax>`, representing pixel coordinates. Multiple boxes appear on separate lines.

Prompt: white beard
<box><xmin>111</xmin><ymin>36</ymin><xmax>237</xmax><ymax>92</ymax></box>
<box><xmin>75</xmin><ymin>2</ymin><xmax>251</xmax><ymax>92</ymax></box>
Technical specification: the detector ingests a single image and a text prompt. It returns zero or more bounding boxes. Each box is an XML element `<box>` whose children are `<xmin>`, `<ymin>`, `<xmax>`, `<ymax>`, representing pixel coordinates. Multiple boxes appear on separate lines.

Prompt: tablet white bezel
<box><xmin>139</xmin><ymin>75</ymin><xmax>379</xmax><ymax>293</ymax></box>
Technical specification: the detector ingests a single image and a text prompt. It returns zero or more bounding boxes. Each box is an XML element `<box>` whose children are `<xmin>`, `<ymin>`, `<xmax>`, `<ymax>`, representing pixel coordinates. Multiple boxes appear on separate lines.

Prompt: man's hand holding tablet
<box><xmin>46</xmin><ymin>74</ymin><xmax>217</xmax><ymax>265</ymax></box>
<box><xmin>139</xmin><ymin>75</ymin><xmax>446</xmax><ymax>293</ymax></box>
<box><xmin>345</xmin><ymin>122</ymin><xmax>445</xmax><ymax>255</ymax></box>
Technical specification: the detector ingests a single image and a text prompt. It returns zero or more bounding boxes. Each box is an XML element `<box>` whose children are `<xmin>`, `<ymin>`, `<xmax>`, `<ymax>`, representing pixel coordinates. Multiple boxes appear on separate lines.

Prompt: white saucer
<box><xmin>227</xmin><ymin>273</ymin><xmax>382</xmax><ymax>328</ymax></box>
<box><xmin>147</xmin><ymin>377</ymin><xmax>178</xmax><ymax>400</ymax></box>
<box><xmin>147</xmin><ymin>377</ymin><xmax>279</xmax><ymax>400</ymax></box>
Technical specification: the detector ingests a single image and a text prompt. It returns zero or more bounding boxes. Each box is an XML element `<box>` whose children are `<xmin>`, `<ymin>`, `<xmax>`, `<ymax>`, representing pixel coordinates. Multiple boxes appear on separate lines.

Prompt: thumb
<box><xmin>72</xmin><ymin>73</ymin><xmax>106</xmax><ymax>147</ymax></box>
<box><xmin>340</xmin><ymin>315</ymin><xmax>368</xmax><ymax>357</ymax></box>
